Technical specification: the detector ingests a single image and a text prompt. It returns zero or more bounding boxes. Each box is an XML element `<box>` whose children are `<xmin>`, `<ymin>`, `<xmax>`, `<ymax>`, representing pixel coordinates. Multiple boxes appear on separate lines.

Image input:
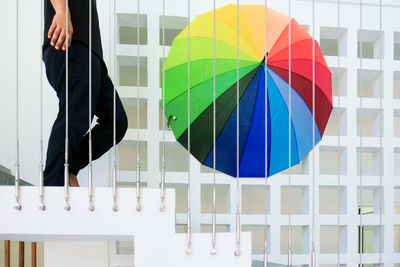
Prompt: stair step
<box><xmin>0</xmin><ymin>186</ymin><xmax>175</xmax><ymax>241</ymax></box>
<box><xmin>0</xmin><ymin>186</ymin><xmax>251</xmax><ymax>266</ymax></box>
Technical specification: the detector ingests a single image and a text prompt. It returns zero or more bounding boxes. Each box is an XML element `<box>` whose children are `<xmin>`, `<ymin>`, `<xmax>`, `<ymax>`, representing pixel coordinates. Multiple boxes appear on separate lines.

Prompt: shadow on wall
<box><xmin>0</xmin><ymin>164</ymin><xmax>31</xmax><ymax>186</ymax></box>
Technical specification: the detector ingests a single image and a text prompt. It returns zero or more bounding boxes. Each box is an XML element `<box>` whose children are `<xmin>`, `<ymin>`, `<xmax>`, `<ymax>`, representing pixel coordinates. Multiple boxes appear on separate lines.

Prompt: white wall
<box><xmin>44</xmin><ymin>241</ymin><xmax>109</xmax><ymax>267</ymax></box>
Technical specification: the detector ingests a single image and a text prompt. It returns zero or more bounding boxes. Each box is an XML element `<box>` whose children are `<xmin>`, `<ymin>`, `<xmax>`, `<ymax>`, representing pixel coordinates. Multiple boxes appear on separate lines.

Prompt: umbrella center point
<box><xmin>262</xmin><ymin>52</ymin><xmax>268</xmax><ymax>65</ymax></box>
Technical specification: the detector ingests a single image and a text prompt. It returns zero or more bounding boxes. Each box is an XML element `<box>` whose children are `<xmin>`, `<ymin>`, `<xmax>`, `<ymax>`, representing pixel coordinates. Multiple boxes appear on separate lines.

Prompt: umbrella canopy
<box><xmin>163</xmin><ymin>4</ymin><xmax>332</xmax><ymax>177</ymax></box>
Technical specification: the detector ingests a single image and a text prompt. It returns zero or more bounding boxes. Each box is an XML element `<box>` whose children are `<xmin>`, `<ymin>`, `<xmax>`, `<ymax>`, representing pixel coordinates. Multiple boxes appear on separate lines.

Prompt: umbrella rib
<box><xmin>267</xmin><ymin>63</ymin><xmax>332</xmax><ymax>104</ymax></box>
<box><xmin>267</xmin><ymin>70</ymin><xmax>304</xmax><ymax>162</ymax></box>
<box><xmin>164</xmin><ymin>57</ymin><xmax>259</xmax><ymax>75</ymax></box>
<box><xmin>176</xmin><ymin>14</ymin><xmax>261</xmax><ymax>60</ymax></box>
<box><xmin>192</xmin><ymin>67</ymin><xmax>260</xmax><ymax>133</ymax></box>
<box><xmin>268</xmin><ymin>41</ymin><xmax>329</xmax><ymax>69</ymax></box>
<box><xmin>167</xmin><ymin>36</ymin><xmax>260</xmax><ymax>64</ymax></box>
<box><xmin>269</xmin><ymin>37</ymin><xmax>313</xmax><ymax>60</ymax></box>
<box><xmin>235</xmin><ymin>6</ymin><xmax>265</xmax><ymax>58</ymax></box>
<box><xmin>266</xmin><ymin>18</ymin><xmax>294</xmax><ymax>57</ymax></box>
<box><xmin>167</xmin><ymin>64</ymin><xmax>260</xmax><ymax>142</ymax></box>
<box><xmin>237</xmin><ymin>101</ymin><xmax>267</xmax><ymax>169</ymax></box>
<box><xmin>177</xmin><ymin>66</ymin><xmax>261</xmax><ymax>163</ymax></box>
<box><xmin>266</xmin><ymin>65</ymin><xmax>333</xmax><ymax>135</ymax></box>
<box><xmin>268</xmin><ymin>58</ymin><xmax>330</xmax><ymax>74</ymax></box>
<box><xmin>268</xmin><ymin>67</ymin><xmax>327</xmax><ymax>159</ymax></box>
<box><xmin>234</xmin><ymin>69</ymin><xmax>265</xmax><ymax>168</ymax></box>
<box><xmin>215</xmin><ymin>6</ymin><xmax>262</xmax><ymax>59</ymax></box>
<box><xmin>165</xmin><ymin>62</ymin><xmax>260</xmax><ymax>107</ymax></box>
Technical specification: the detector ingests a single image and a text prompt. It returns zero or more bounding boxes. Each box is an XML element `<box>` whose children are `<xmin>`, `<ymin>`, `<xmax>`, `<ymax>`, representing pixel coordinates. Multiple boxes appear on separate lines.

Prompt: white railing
<box><xmin>0</xmin><ymin>186</ymin><xmax>252</xmax><ymax>267</ymax></box>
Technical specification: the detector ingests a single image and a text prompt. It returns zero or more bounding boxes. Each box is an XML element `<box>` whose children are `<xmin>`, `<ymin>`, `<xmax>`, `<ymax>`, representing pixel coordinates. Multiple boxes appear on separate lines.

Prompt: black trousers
<box><xmin>43</xmin><ymin>41</ymin><xmax>128</xmax><ymax>186</ymax></box>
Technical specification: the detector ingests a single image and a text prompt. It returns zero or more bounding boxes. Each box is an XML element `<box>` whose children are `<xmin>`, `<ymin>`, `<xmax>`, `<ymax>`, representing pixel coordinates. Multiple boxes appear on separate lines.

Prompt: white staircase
<box><xmin>0</xmin><ymin>186</ymin><xmax>251</xmax><ymax>267</ymax></box>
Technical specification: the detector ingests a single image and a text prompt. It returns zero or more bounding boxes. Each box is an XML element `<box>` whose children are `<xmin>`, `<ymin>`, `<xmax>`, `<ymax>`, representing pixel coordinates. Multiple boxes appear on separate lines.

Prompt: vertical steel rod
<box><xmin>234</xmin><ymin>0</ymin><xmax>241</xmax><ymax>257</ymax></box>
<box><xmin>14</xmin><ymin>0</ymin><xmax>22</xmax><ymax>211</ymax></box>
<box><xmin>136</xmin><ymin>0</ymin><xmax>142</xmax><ymax>212</ymax></box>
<box><xmin>263</xmin><ymin>2</ymin><xmax>269</xmax><ymax>267</ymax></box>
<box><xmin>378</xmin><ymin>0</ymin><xmax>383</xmax><ymax>266</ymax></box>
<box><xmin>64</xmin><ymin>0</ymin><xmax>71</xmax><ymax>211</ymax></box>
<box><xmin>112</xmin><ymin>0</ymin><xmax>118</xmax><ymax>212</ymax></box>
<box><xmin>39</xmin><ymin>0</ymin><xmax>46</xmax><ymax>211</ymax></box>
<box><xmin>288</xmin><ymin>0</ymin><xmax>292</xmax><ymax>265</ymax></box>
<box><xmin>210</xmin><ymin>0</ymin><xmax>217</xmax><ymax>256</ymax></box>
<box><xmin>88</xmin><ymin>0</ymin><xmax>95</xmax><ymax>212</ymax></box>
<box><xmin>359</xmin><ymin>0</ymin><xmax>363</xmax><ymax>263</ymax></box>
<box><xmin>160</xmin><ymin>0</ymin><xmax>166</xmax><ymax>212</ymax></box>
<box><xmin>186</xmin><ymin>0</ymin><xmax>192</xmax><ymax>255</ymax></box>
<box><xmin>336</xmin><ymin>0</ymin><xmax>341</xmax><ymax>266</ymax></box>
<box><xmin>311</xmin><ymin>1</ymin><xmax>316</xmax><ymax>267</ymax></box>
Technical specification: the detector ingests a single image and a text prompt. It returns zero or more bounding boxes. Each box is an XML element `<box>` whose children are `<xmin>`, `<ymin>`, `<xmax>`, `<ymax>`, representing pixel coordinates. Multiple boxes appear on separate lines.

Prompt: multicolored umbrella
<box><xmin>162</xmin><ymin>4</ymin><xmax>332</xmax><ymax>177</ymax></box>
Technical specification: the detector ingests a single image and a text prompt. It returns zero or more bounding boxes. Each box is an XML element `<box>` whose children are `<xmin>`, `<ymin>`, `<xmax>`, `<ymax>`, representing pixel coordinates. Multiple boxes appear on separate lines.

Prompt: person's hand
<box><xmin>47</xmin><ymin>10</ymin><xmax>73</xmax><ymax>51</ymax></box>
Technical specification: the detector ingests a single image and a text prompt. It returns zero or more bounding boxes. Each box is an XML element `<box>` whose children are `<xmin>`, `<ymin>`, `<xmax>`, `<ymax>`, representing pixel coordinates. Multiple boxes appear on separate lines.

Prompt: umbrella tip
<box><xmin>262</xmin><ymin>52</ymin><xmax>269</xmax><ymax>65</ymax></box>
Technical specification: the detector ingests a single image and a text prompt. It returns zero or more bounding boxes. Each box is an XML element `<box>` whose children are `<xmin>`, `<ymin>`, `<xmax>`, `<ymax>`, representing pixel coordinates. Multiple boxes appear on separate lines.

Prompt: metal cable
<box><xmin>263</xmin><ymin>2</ymin><xmax>269</xmax><ymax>266</ymax></box>
<box><xmin>288</xmin><ymin>0</ymin><xmax>292</xmax><ymax>265</ymax></box>
<box><xmin>311</xmin><ymin>1</ymin><xmax>316</xmax><ymax>266</ymax></box>
<box><xmin>210</xmin><ymin>0</ymin><xmax>217</xmax><ymax>256</ymax></box>
<box><xmin>160</xmin><ymin>0</ymin><xmax>166</xmax><ymax>212</ymax></box>
<box><xmin>14</xmin><ymin>0</ymin><xmax>21</xmax><ymax>211</ymax></box>
<box><xmin>64</xmin><ymin>0</ymin><xmax>71</xmax><ymax>211</ymax></box>
<box><xmin>88</xmin><ymin>0</ymin><xmax>94</xmax><ymax>212</ymax></box>
<box><xmin>234</xmin><ymin>0</ymin><xmax>241</xmax><ymax>257</ymax></box>
<box><xmin>136</xmin><ymin>0</ymin><xmax>142</xmax><ymax>212</ymax></box>
<box><xmin>378</xmin><ymin>0</ymin><xmax>383</xmax><ymax>266</ymax></box>
<box><xmin>112</xmin><ymin>0</ymin><xmax>118</xmax><ymax>212</ymax></box>
<box><xmin>39</xmin><ymin>0</ymin><xmax>46</xmax><ymax>211</ymax></box>
<box><xmin>336</xmin><ymin>0</ymin><xmax>341</xmax><ymax>265</ymax></box>
<box><xmin>186</xmin><ymin>0</ymin><xmax>192</xmax><ymax>255</ymax></box>
<box><xmin>359</xmin><ymin>0</ymin><xmax>363</xmax><ymax>263</ymax></box>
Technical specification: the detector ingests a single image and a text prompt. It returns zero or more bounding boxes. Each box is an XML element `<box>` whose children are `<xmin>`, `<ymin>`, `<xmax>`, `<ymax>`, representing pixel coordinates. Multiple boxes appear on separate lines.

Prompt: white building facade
<box><xmin>0</xmin><ymin>0</ymin><xmax>399</xmax><ymax>266</ymax></box>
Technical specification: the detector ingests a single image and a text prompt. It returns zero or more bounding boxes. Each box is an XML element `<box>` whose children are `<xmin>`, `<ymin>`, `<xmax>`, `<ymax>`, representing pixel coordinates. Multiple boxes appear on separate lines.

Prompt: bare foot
<box><xmin>69</xmin><ymin>173</ymin><xmax>80</xmax><ymax>187</ymax></box>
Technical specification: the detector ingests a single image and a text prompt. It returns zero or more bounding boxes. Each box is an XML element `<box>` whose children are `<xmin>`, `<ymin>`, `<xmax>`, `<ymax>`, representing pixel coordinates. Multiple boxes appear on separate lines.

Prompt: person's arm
<box><xmin>47</xmin><ymin>0</ymin><xmax>73</xmax><ymax>51</ymax></box>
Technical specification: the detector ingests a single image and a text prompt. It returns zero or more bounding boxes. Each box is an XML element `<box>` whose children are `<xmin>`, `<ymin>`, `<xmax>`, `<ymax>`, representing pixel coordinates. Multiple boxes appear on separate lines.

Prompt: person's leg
<box><xmin>43</xmin><ymin>42</ymin><xmax>103</xmax><ymax>186</ymax></box>
<box><xmin>69</xmin><ymin>61</ymin><xmax>128</xmax><ymax>175</ymax></box>
<box><xmin>69</xmin><ymin>173</ymin><xmax>79</xmax><ymax>187</ymax></box>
